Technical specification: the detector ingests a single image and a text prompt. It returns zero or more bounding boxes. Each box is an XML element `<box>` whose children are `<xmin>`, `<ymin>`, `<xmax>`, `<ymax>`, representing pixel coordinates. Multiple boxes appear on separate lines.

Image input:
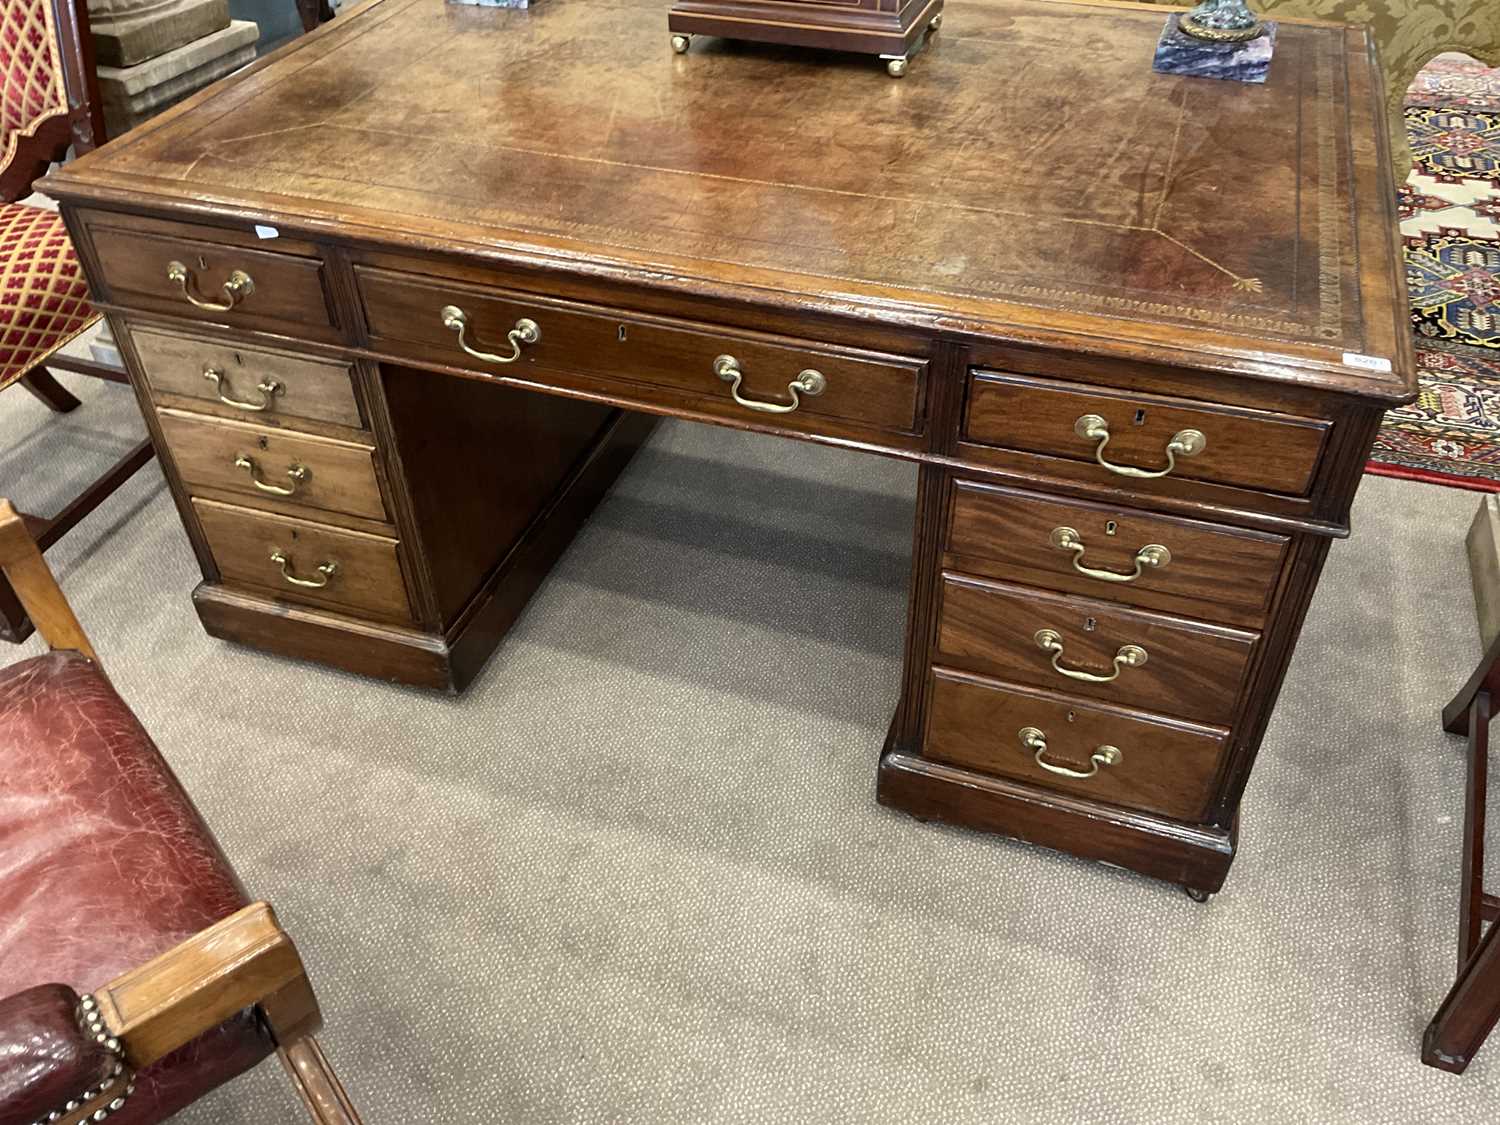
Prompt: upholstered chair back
<box><xmin>0</xmin><ymin>0</ymin><xmax>70</xmax><ymax>175</ymax></box>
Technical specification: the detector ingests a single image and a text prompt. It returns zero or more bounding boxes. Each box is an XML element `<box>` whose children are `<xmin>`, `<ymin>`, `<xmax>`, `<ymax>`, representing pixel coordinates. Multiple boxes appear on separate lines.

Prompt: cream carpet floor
<box><xmin>5</xmin><ymin>369</ymin><xmax>1499</xmax><ymax>1122</ymax></box>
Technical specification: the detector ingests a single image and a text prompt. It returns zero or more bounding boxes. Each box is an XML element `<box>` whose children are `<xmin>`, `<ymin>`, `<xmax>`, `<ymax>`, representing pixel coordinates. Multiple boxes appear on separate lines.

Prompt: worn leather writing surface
<box><xmin>46</xmin><ymin>0</ymin><xmax>1409</xmax><ymax>391</ymax></box>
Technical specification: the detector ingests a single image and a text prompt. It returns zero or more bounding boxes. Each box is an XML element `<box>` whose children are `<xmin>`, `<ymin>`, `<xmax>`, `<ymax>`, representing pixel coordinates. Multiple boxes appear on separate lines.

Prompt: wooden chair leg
<box><xmin>278</xmin><ymin>1037</ymin><xmax>362</xmax><ymax>1125</ymax></box>
<box><xmin>261</xmin><ymin>971</ymin><xmax>362</xmax><ymax>1125</ymax></box>
<box><xmin>18</xmin><ymin>367</ymin><xmax>82</xmax><ymax>413</ymax></box>
<box><xmin>1460</xmin><ymin>691</ymin><xmax>1490</xmax><ymax>970</ymax></box>
<box><xmin>1442</xmin><ymin>629</ymin><xmax>1500</xmax><ymax>736</ymax></box>
<box><xmin>1424</xmin><ymin>914</ymin><xmax>1500</xmax><ymax>1073</ymax></box>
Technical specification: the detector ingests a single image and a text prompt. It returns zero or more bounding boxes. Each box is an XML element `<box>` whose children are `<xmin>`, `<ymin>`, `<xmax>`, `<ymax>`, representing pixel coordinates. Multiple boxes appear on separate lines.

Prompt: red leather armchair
<box><xmin>0</xmin><ymin>499</ymin><xmax>360</xmax><ymax>1125</ymax></box>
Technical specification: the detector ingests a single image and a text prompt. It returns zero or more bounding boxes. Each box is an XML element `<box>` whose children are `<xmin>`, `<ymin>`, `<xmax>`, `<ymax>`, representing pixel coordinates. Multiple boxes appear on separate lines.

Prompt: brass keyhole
<box><xmin>1084</xmin><ymin>617</ymin><xmax>1097</xmax><ymax>631</ymax></box>
<box><xmin>1134</xmin><ymin>408</ymin><xmax>1147</xmax><ymax>425</ymax></box>
<box><xmin>257</xmin><ymin>435</ymin><xmax>269</xmax><ymax>450</ymax></box>
<box><xmin>197</xmin><ymin>254</ymin><xmax>209</xmax><ymax>270</ymax></box>
<box><xmin>1105</xmin><ymin>520</ymin><xmax>1118</xmax><ymax>535</ymax></box>
<box><xmin>617</xmin><ymin>325</ymin><xmax>628</xmax><ymax>342</ymax></box>
<box><xmin>1066</xmin><ymin>710</ymin><xmax>1077</xmax><ymax>723</ymax></box>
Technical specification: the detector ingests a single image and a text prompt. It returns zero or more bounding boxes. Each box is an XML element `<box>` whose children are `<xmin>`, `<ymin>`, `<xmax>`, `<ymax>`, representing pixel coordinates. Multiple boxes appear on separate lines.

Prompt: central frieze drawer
<box><xmin>356</xmin><ymin>267</ymin><xmax>926</xmax><ymax>436</ymax></box>
<box><xmin>159</xmin><ymin>411</ymin><xmax>387</xmax><ymax>522</ymax></box>
<box><xmin>193</xmin><ymin>499</ymin><xmax>411</xmax><ymax>623</ymax></box>
<box><xmin>935</xmin><ymin>574</ymin><xmax>1257</xmax><ymax>726</ymax></box>
<box><xmin>946</xmin><ymin>480</ymin><xmax>1288</xmax><ymax>626</ymax></box>
<box><xmin>924</xmin><ymin>667</ymin><xmax>1227</xmax><ymax>823</ymax></box>
<box><xmin>131</xmin><ymin>325</ymin><xmax>362</xmax><ymax>430</ymax></box>
<box><xmin>964</xmin><ymin>370</ymin><xmax>1330</xmax><ymax>496</ymax></box>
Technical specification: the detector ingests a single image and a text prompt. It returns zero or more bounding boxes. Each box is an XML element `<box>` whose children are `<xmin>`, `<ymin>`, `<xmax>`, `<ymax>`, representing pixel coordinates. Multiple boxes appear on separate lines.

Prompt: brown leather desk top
<box><xmin>45</xmin><ymin>0</ymin><xmax>1412</xmax><ymax>401</ymax></box>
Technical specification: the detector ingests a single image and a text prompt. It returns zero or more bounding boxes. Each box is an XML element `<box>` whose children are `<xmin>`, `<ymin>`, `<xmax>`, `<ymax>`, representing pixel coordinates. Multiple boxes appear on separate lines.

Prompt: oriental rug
<box><xmin>1368</xmin><ymin>54</ymin><xmax>1500</xmax><ymax>489</ymax></box>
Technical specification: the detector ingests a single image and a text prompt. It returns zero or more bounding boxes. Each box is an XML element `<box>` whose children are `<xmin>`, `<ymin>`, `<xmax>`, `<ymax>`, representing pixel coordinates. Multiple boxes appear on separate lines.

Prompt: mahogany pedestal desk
<box><xmin>43</xmin><ymin>0</ymin><xmax>1415</xmax><ymax>898</ymax></box>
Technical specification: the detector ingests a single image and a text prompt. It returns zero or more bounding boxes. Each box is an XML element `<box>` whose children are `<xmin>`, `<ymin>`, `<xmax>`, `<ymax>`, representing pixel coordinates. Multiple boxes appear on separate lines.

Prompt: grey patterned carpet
<box><xmin>6</xmin><ymin>365</ymin><xmax>1500</xmax><ymax>1122</ymax></box>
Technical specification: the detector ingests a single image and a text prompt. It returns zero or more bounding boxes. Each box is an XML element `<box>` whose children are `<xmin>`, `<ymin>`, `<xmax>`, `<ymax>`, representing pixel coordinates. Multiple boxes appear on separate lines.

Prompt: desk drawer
<box><xmin>131</xmin><ymin>326</ymin><xmax>361</xmax><ymax>430</ymax></box>
<box><xmin>193</xmin><ymin>499</ymin><xmax>411</xmax><ymax>623</ymax></box>
<box><xmin>90</xmin><ymin>223</ymin><xmax>338</xmax><ymax>339</ymax></box>
<box><xmin>964</xmin><ymin>371</ymin><xmax>1329</xmax><ymax>496</ymax></box>
<box><xmin>935</xmin><ymin>574</ymin><xmax>1256</xmax><ymax>726</ymax></box>
<box><xmin>159</xmin><ymin>411</ymin><xmax>387</xmax><ymax>523</ymax></box>
<box><xmin>946</xmin><ymin>481</ymin><xmax>1288</xmax><ymax>625</ymax></box>
<box><xmin>924</xmin><ymin>667</ymin><xmax>1226</xmax><ymax>822</ymax></box>
<box><xmin>357</xmin><ymin>267</ymin><xmax>925</xmax><ymax>438</ymax></box>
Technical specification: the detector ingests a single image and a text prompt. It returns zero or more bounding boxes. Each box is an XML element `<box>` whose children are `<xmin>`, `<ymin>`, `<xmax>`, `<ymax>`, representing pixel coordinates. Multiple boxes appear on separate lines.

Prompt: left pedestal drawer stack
<box><xmin>125</xmin><ymin>322</ymin><xmax>414</xmax><ymax>625</ymax></box>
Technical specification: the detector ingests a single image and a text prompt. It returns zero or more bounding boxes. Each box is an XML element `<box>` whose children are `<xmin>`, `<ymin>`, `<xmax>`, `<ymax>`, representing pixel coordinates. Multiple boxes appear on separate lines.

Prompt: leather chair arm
<box><xmin>0</xmin><ymin>984</ymin><xmax>119</xmax><ymax>1125</ymax></box>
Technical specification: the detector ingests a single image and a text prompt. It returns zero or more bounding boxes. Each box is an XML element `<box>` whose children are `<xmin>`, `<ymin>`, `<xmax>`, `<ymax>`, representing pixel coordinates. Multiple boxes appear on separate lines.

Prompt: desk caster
<box><xmin>1184</xmin><ymin>886</ymin><xmax>1212</xmax><ymax>904</ymax></box>
<box><xmin>885</xmin><ymin>56</ymin><xmax>909</xmax><ymax>77</ymax></box>
<box><xmin>671</xmin><ymin>34</ymin><xmax>691</xmax><ymax>54</ymax></box>
<box><xmin>930</xmin><ymin>13</ymin><xmax>944</xmax><ymax>32</ymax></box>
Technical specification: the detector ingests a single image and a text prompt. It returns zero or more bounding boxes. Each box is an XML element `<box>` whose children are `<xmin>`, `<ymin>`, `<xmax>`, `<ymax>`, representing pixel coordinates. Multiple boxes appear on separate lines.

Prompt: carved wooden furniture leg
<box><xmin>1425</xmin><ymin>630</ymin><xmax>1500</xmax><ymax>1071</ymax></box>
<box><xmin>19</xmin><ymin>367</ymin><xmax>82</xmax><ymax>412</ymax></box>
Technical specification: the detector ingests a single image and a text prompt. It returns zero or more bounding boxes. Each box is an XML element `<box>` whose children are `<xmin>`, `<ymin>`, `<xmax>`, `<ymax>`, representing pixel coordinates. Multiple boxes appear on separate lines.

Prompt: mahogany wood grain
<box><xmin>964</xmin><ymin>371</ymin><xmax>1331</xmax><ymax>497</ymax></box>
<box><xmin>378</xmin><ymin>362</ymin><xmax>619</xmax><ymax>625</ymax></box>
<box><xmin>192</xmin><ymin>498</ymin><xmax>412</xmax><ymax>623</ymax></box>
<box><xmin>132</xmin><ymin>325</ymin><xmax>363</xmax><ymax>430</ymax></box>
<box><xmin>923</xmin><ymin>666</ymin><xmax>1227</xmax><ymax>822</ymax></box>
<box><xmin>444</xmin><ymin>409</ymin><xmax>660</xmax><ymax>690</ymax></box>
<box><xmin>945</xmin><ymin>480</ymin><xmax>1288</xmax><ymax>627</ymax></box>
<box><xmin>88</xmin><ymin>224</ymin><xmax>340</xmax><ymax>341</ymax></box>
<box><xmin>158</xmin><ymin>410</ymin><xmax>388</xmax><ymax>523</ymax></box>
<box><xmin>935</xmin><ymin>573</ymin><xmax>1257</xmax><ymax>725</ymax></box>
<box><xmin>357</xmin><ymin>267</ymin><xmax>928</xmax><ymax>438</ymax></box>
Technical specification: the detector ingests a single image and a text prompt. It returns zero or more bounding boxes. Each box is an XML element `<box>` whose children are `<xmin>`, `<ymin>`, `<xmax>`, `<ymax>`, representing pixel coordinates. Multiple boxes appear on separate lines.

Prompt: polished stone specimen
<box><xmin>1151</xmin><ymin>13</ymin><xmax>1277</xmax><ymax>84</ymax></box>
<box><xmin>97</xmin><ymin>19</ymin><xmax>258</xmax><ymax>135</ymax></box>
<box><xmin>87</xmin><ymin>0</ymin><xmax>231</xmax><ymax>68</ymax></box>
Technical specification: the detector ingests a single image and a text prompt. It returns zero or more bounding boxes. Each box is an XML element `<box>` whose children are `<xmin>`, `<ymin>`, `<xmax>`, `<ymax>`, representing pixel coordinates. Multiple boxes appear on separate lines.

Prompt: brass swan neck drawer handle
<box><xmin>1050</xmin><ymin>526</ymin><xmax>1170</xmax><ymax>583</ymax></box>
<box><xmin>1073</xmin><ymin>414</ymin><xmax>1206</xmax><ymax>479</ymax></box>
<box><xmin>166</xmin><ymin>260</ymin><xmax>255</xmax><ymax>311</ymax></box>
<box><xmin>713</xmin><ymin>354</ymin><xmax>826</xmax><ymax>415</ymax></box>
<box><xmin>269</xmin><ymin>548</ymin><xmax>337</xmax><ymax>588</ymax></box>
<box><xmin>1019</xmin><ymin>727</ymin><xmax>1122</xmax><ymax>780</ymax></box>
<box><xmin>203</xmin><ymin>365</ymin><xmax>282</xmax><ymax>412</ymax></box>
<box><xmin>1034</xmin><ymin>628</ymin><xmax>1147</xmax><ymax>684</ymax></box>
<box><xmin>234</xmin><ymin>455</ymin><xmax>308</xmax><ymax>496</ymax></box>
<box><xmin>440</xmin><ymin>305</ymin><xmax>540</xmax><ymax>365</ymax></box>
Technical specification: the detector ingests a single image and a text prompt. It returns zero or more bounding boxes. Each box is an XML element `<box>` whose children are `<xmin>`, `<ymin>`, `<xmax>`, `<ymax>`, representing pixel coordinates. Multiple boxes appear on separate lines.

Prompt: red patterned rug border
<box><xmin>1364</xmin><ymin>459</ymin><xmax>1500</xmax><ymax>492</ymax></box>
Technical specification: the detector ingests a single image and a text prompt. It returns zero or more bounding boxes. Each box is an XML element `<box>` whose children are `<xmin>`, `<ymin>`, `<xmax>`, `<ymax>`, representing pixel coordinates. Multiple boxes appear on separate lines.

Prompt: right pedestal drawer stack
<box><xmin>902</xmin><ymin>362</ymin><xmax>1348</xmax><ymax>890</ymax></box>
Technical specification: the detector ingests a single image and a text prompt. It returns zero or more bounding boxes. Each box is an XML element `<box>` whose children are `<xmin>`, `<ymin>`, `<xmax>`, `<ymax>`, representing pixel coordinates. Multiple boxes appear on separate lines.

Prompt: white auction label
<box><xmin>253</xmin><ymin>224</ymin><xmax>280</xmax><ymax>240</ymax></box>
<box><xmin>1342</xmin><ymin>352</ymin><xmax>1393</xmax><ymax>373</ymax></box>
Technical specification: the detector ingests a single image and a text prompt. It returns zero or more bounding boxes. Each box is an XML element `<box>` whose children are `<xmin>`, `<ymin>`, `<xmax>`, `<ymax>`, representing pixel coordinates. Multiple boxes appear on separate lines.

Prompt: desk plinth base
<box><xmin>668</xmin><ymin>0</ymin><xmax>944</xmax><ymax>74</ymax></box>
<box><xmin>877</xmin><ymin>745</ymin><xmax>1236</xmax><ymax>898</ymax></box>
